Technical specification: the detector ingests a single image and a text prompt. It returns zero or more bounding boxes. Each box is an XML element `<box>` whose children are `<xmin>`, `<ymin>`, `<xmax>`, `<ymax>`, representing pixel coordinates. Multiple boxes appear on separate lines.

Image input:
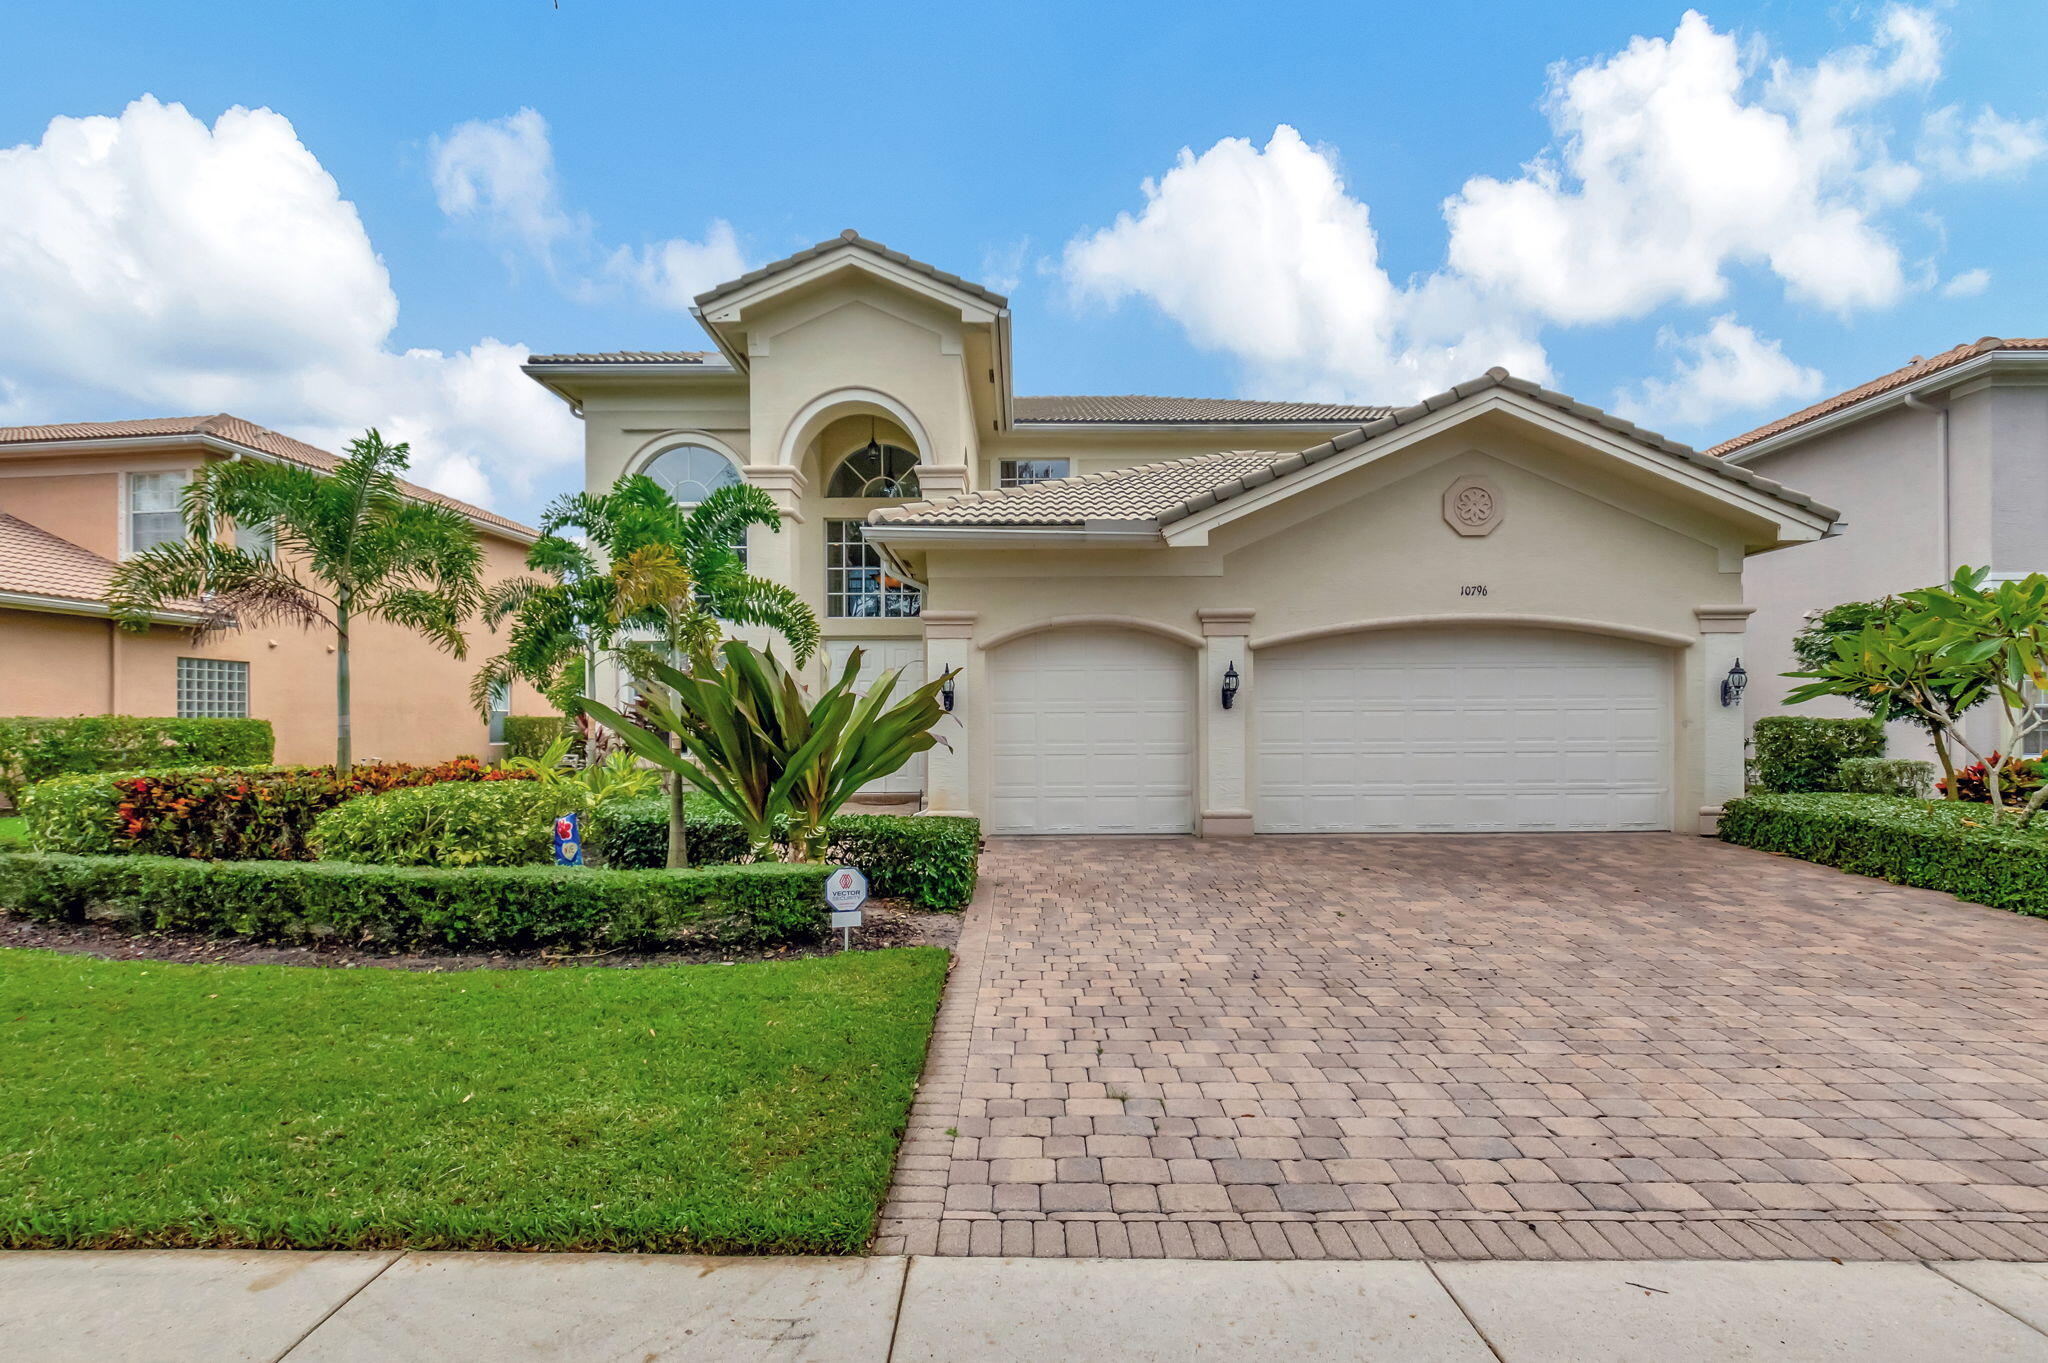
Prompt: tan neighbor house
<box><xmin>0</xmin><ymin>414</ymin><xmax>542</xmax><ymax>766</ymax></box>
<box><xmin>528</xmin><ymin>231</ymin><xmax>1840</xmax><ymax>836</ymax></box>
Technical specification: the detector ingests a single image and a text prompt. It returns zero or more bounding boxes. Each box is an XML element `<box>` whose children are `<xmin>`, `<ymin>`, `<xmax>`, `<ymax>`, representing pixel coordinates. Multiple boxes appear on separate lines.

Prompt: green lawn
<box><xmin>0</xmin><ymin>816</ymin><xmax>24</xmax><ymax>852</ymax></box>
<box><xmin>0</xmin><ymin>945</ymin><xmax>947</xmax><ymax>1253</ymax></box>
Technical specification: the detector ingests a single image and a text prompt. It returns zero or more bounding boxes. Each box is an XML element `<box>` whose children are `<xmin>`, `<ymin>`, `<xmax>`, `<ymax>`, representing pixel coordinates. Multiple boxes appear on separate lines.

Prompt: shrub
<box><xmin>113</xmin><ymin>759</ymin><xmax>527</xmax><ymax>860</ymax></box>
<box><xmin>1749</xmin><ymin>716</ymin><xmax>1885</xmax><ymax>793</ymax></box>
<box><xmin>0</xmin><ymin>716</ymin><xmax>272</xmax><ymax>806</ymax></box>
<box><xmin>0</xmin><ymin>852</ymin><xmax>828</xmax><ymax>950</ymax></box>
<box><xmin>1719</xmin><ymin>792</ymin><xmax>2048</xmax><ymax>917</ymax></box>
<box><xmin>584</xmin><ymin>796</ymin><xmax>981</xmax><ymax>911</ymax></box>
<box><xmin>313</xmin><ymin>780</ymin><xmax>591</xmax><ymax>867</ymax></box>
<box><xmin>500</xmin><ymin>715</ymin><xmax>572</xmax><ymax>760</ymax></box>
<box><xmin>20</xmin><ymin>771</ymin><xmax>151</xmax><ymax>854</ymax></box>
<box><xmin>1938</xmin><ymin>754</ymin><xmax>2046</xmax><ymax>805</ymax></box>
<box><xmin>1832</xmin><ymin>756</ymin><xmax>1935</xmax><ymax>798</ymax></box>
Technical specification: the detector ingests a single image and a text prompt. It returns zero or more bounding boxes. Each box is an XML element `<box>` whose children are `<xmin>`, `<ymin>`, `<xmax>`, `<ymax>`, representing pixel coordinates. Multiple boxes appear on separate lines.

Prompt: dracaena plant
<box><xmin>581</xmin><ymin>641</ymin><xmax>954</xmax><ymax>862</ymax></box>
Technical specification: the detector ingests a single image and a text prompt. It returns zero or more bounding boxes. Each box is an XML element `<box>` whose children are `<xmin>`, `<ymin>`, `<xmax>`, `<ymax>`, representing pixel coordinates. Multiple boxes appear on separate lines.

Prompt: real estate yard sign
<box><xmin>827</xmin><ymin>867</ymin><xmax>867</xmax><ymax>948</ymax></box>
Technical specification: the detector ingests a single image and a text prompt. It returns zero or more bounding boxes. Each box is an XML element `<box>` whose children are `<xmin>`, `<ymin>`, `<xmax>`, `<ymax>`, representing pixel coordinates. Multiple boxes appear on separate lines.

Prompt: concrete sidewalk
<box><xmin>8</xmin><ymin>1251</ymin><xmax>2048</xmax><ymax>1361</ymax></box>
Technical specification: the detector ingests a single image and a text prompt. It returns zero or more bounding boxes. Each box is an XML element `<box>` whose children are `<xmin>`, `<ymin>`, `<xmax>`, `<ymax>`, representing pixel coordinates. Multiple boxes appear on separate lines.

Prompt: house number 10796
<box><xmin>1460</xmin><ymin>584</ymin><xmax>1488</xmax><ymax>597</ymax></box>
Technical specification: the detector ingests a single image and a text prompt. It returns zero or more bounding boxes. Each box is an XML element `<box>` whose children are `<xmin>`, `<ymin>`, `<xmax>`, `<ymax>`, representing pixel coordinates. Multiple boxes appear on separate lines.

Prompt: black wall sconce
<box><xmin>1221</xmin><ymin>661</ymin><xmax>1241</xmax><ymax>710</ymax></box>
<box><xmin>940</xmin><ymin>676</ymin><xmax>956</xmax><ymax>713</ymax></box>
<box><xmin>1720</xmin><ymin>658</ymin><xmax>1748</xmax><ymax>708</ymax></box>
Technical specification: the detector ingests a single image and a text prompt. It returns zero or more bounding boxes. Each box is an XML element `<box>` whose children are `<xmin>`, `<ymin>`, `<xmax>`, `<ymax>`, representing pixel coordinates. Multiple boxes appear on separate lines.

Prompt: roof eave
<box><xmin>0</xmin><ymin>589</ymin><xmax>205</xmax><ymax>626</ymax></box>
<box><xmin>862</xmin><ymin>521</ymin><xmax>1163</xmax><ymax>547</ymax></box>
<box><xmin>1717</xmin><ymin>350</ymin><xmax>2048</xmax><ymax>464</ymax></box>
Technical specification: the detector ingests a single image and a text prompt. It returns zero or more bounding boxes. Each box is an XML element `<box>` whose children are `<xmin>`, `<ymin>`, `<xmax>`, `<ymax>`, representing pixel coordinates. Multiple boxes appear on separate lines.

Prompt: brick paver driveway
<box><xmin>876</xmin><ymin>834</ymin><xmax>2048</xmax><ymax>1261</ymax></box>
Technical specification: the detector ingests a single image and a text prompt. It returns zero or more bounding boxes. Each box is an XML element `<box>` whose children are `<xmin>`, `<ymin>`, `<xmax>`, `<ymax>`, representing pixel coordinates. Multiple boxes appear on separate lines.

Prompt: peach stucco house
<box><xmin>0</xmin><ymin>414</ymin><xmax>541</xmax><ymax>766</ymax></box>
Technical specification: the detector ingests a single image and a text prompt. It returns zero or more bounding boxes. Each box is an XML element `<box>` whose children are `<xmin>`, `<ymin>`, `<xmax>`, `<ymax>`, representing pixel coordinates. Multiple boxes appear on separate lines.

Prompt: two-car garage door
<box><xmin>1255</xmin><ymin>628</ymin><xmax>1671</xmax><ymax>832</ymax></box>
<box><xmin>988</xmin><ymin>626</ymin><xmax>1671</xmax><ymax>835</ymax></box>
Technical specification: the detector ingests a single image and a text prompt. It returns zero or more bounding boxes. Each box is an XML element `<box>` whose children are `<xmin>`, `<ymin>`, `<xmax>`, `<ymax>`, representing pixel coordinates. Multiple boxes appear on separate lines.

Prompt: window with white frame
<box><xmin>827</xmin><ymin>444</ymin><xmax>921</xmax><ymax>497</ymax></box>
<box><xmin>487</xmin><ymin>680</ymin><xmax>511</xmax><ymax>745</ymax></box>
<box><xmin>176</xmin><ymin>658</ymin><xmax>249</xmax><ymax>718</ymax></box>
<box><xmin>826</xmin><ymin>520</ymin><xmax>920</xmax><ymax>618</ymax></box>
<box><xmin>999</xmin><ymin>458</ymin><xmax>1070</xmax><ymax>487</ymax></box>
<box><xmin>127</xmin><ymin>471</ymin><xmax>186</xmax><ymax>556</ymax></box>
<box><xmin>2024</xmin><ymin>681</ymin><xmax>2048</xmax><ymax>759</ymax></box>
<box><xmin>643</xmin><ymin>442</ymin><xmax>746</xmax><ymax>563</ymax></box>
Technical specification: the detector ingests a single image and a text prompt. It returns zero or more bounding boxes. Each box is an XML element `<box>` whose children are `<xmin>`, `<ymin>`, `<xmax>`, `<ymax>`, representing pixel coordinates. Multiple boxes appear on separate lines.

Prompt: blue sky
<box><xmin>3</xmin><ymin>1</ymin><xmax>2043</xmax><ymax>519</ymax></box>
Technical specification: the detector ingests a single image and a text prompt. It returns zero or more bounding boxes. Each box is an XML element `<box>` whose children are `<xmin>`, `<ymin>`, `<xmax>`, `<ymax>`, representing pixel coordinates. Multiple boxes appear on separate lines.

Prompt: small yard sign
<box><xmin>553</xmin><ymin>811</ymin><xmax>583</xmax><ymax>867</ymax></box>
<box><xmin>827</xmin><ymin>866</ymin><xmax>868</xmax><ymax>948</ymax></box>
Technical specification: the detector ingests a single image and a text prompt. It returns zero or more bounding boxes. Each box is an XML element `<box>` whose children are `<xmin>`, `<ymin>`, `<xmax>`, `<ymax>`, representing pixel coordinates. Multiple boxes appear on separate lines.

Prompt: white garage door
<box><xmin>826</xmin><ymin>639</ymin><xmax>925</xmax><ymax>796</ymax></box>
<box><xmin>990</xmin><ymin>629</ymin><xmax>1194</xmax><ymax>834</ymax></box>
<box><xmin>1256</xmin><ymin>628</ymin><xmax>1671</xmax><ymax>832</ymax></box>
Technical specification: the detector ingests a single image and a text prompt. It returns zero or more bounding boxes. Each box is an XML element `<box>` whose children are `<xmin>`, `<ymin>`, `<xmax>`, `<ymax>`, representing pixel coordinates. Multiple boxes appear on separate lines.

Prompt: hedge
<box><xmin>0</xmin><ymin>716</ymin><xmax>273</xmax><ymax>806</ymax></box>
<box><xmin>21</xmin><ymin>760</ymin><xmax>524</xmax><ymax>860</ymax></box>
<box><xmin>1719</xmin><ymin>793</ymin><xmax>2048</xmax><ymax>918</ymax></box>
<box><xmin>585</xmin><ymin>796</ymin><xmax>981</xmax><ymax>911</ymax></box>
<box><xmin>313</xmin><ymin>780</ymin><xmax>591</xmax><ymax>867</ymax></box>
<box><xmin>1833</xmin><ymin>756</ymin><xmax>1935</xmax><ymax>798</ymax></box>
<box><xmin>501</xmin><ymin>715</ymin><xmax>573</xmax><ymax>760</ymax></box>
<box><xmin>1749</xmin><ymin>716</ymin><xmax>1885</xmax><ymax>793</ymax></box>
<box><xmin>0</xmin><ymin>852</ymin><xmax>830</xmax><ymax>950</ymax></box>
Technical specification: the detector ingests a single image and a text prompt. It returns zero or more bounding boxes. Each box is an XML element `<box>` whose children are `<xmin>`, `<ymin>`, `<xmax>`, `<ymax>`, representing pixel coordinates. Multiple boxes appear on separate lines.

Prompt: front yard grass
<box><xmin>0</xmin><ymin>945</ymin><xmax>947</xmax><ymax>1253</ymax></box>
<box><xmin>0</xmin><ymin>816</ymin><xmax>25</xmax><ymax>852</ymax></box>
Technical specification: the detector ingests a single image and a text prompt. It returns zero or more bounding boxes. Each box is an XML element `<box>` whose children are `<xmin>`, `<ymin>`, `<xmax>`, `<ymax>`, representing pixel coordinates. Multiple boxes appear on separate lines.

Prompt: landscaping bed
<box><xmin>0</xmin><ymin>944</ymin><xmax>948</xmax><ymax>1253</ymax></box>
<box><xmin>1719</xmin><ymin>792</ymin><xmax>2048</xmax><ymax>917</ymax></box>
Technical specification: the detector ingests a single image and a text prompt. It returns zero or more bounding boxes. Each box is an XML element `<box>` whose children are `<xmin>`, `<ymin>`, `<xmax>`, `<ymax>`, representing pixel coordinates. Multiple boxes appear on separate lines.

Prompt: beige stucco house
<box><xmin>1711</xmin><ymin>337</ymin><xmax>2048</xmax><ymax>763</ymax></box>
<box><xmin>528</xmin><ymin>231</ymin><xmax>1838</xmax><ymax>836</ymax></box>
<box><xmin>0</xmin><ymin>415</ymin><xmax>542</xmax><ymax>766</ymax></box>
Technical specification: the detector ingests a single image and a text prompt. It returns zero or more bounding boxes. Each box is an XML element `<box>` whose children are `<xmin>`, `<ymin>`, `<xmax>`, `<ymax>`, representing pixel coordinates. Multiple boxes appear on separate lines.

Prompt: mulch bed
<box><xmin>0</xmin><ymin>899</ymin><xmax>960</xmax><ymax>972</ymax></box>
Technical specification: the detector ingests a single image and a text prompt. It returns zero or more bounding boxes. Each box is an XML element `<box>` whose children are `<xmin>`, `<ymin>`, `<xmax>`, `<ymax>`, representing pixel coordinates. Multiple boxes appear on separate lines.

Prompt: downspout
<box><xmin>1901</xmin><ymin>392</ymin><xmax>1950</xmax><ymax>579</ymax></box>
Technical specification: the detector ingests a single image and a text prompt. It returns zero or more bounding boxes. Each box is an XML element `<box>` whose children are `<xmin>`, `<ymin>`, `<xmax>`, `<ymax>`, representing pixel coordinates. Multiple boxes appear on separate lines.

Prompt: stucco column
<box><xmin>740</xmin><ymin>465</ymin><xmax>807</xmax><ymax>589</ymax></box>
<box><xmin>1695</xmin><ymin>604</ymin><xmax>1755</xmax><ymax>834</ymax></box>
<box><xmin>917</xmin><ymin>466</ymin><xmax>970</xmax><ymax>498</ymax></box>
<box><xmin>920</xmin><ymin>611</ymin><xmax>976</xmax><ymax>818</ymax></box>
<box><xmin>1198</xmin><ymin>609</ymin><xmax>1256</xmax><ymax>838</ymax></box>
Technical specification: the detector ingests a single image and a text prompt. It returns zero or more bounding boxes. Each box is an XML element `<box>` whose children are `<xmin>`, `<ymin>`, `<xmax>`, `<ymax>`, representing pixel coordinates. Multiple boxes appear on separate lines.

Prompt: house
<box><xmin>1710</xmin><ymin>338</ymin><xmax>2048</xmax><ymax>763</ymax></box>
<box><xmin>0</xmin><ymin>414</ymin><xmax>542</xmax><ymax>766</ymax></box>
<box><xmin>527</xmin><ymin>231</ymin><xmax>1837</xmax><ymax>836</ymax></box>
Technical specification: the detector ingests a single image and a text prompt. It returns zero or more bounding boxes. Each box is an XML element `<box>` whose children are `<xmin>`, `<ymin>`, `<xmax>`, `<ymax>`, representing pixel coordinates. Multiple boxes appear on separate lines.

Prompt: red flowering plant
<box><xmin>1936</xmin><ymin>754</ymin><xmax>2046</xmax><ymax>806</ymax></box>
<box><xmin>114</xmin><ymin>758</ymin><xmax>529</xmax><ymax>860</ymax></box>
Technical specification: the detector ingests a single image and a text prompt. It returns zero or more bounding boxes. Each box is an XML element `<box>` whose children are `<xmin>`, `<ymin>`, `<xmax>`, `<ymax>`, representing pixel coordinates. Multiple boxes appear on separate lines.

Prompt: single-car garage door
<box><xmin>989</xmin><ymin>628</ymin><xmax>1194</xmax><ymax>834</ymax></box>
<box><xmin>1255</xmin><ymin>628</ymin><xmax>1671</xmax><ymax>832</ymax></box>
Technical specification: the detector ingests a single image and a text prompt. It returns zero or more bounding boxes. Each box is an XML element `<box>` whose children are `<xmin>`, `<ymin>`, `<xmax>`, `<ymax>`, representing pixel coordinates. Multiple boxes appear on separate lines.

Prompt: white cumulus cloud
<box><xmin>430</xmin><ymin>108</ymin><xmax>744</xmax><ymax>309</ymax></box>
<box><xmin>1942</xmin><ymin>267</ymin><xmax>1992</xmax><ymax>298</ymax></box>
<box><xmin>1919</xmin><ymin>104</ymin><xmax>2048</xmax><ymax>179</ymax></box>
<box><xmin>1063</xmin><ymin>125</ymin><xmax>1547</xmax><ymax>403</ymax></box>
<box><xmin>0</xmin><ymin>95</ymin><xmax>578</xmax><ymax>511</ymax></box>
<box><xmin>1062</xmin><ymin>6</ymin><xmax>2037</xmax><ymax>416</ymax></box>
<box><xmin>1612</xmin><ymin>316</ymin><xmax>1826</xmax><ymax>429</ymax></box>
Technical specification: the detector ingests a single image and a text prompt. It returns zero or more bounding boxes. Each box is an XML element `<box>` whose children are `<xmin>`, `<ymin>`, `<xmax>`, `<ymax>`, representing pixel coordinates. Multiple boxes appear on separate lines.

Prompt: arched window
<box><xmin>642</xmin><ymin>443</ymin><xmax>741</xmax><ymax>505</ymax></box>
<box><xmin>827</xmin><ymin>443</ymin><xmax>921</xmax><ymax>498</ymax></box>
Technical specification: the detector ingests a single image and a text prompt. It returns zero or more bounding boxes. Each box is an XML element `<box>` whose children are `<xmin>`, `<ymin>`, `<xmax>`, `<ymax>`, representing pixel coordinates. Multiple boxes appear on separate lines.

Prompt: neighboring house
<box><xmin>0</xmin><ymin>414</ymin><xmax>542</xmax><ymax>766</ymax></box>
<box><xmin>527</xmin><ymin>230</ymin><xmax>1836</xmax><ymax>836</ymax></box>
<box><xmin>1710</xmin><ymin>338</ymin><xmax>2048</xmax><ymax>764</ymax></box>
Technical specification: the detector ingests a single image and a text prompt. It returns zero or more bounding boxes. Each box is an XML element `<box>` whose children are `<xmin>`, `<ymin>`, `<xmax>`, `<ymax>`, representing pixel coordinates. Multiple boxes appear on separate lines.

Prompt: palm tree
<box><xmin>108</xmin><ymin>430</ymin><xmax>485</xmax><ymax>769</ymax></box>
<box><xmin>473</xmin><ymin>474</ymin><xmax>820</xmax><ymax>866</ymax></box>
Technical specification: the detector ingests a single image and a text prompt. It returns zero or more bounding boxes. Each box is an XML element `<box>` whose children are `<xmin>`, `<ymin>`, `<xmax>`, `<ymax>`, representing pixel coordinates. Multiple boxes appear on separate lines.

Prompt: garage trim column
<box><xmin>1695</xmin><ymin>604</ymin><xmax>1755</xmax><ymax>835</ymax></box>
<box><xmin>1198</xmin><ymin>609</ymin><xmax>1255</xmax><ymax>838</ymax></box>
<box><xmin>921</xmin><ymin>611</ymin><xmax>976</xmax><ymax>819</ymax></box>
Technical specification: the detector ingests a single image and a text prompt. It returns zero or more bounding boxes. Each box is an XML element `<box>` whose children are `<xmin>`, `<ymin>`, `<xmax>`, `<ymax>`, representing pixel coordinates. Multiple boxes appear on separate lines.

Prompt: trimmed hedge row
<box><xmin>584</xmin><ymin>797</ymin><xmax>981</xmax><ymax>911</ymax></box>
<box><xmin>0</xmin><ymin>716</ymin><xmax>273</xmax><ymax>805</ymax></box>
<box><xmin>1749</xmin><ymin>716</ymin><xmax>1886</xmax><ymax>793</ymax></box>
<box><xmin>313</xmin><ymin>781</ymin><xmax>589</xmax><ymax>867</ymax></box>
<box><xmin>0</xmin><ymin>852</ymin><xmax>829</xmax><ymax>950</ymax></box>
<box><xmin>1719</xmin><ymin>793</ymin><xmax>2048</xmax><ymax>917</ymax></box>
<box><xmin>21</xmin><ymin>760</ymin><xmax>522</xmax><ymax>860</ymax></box>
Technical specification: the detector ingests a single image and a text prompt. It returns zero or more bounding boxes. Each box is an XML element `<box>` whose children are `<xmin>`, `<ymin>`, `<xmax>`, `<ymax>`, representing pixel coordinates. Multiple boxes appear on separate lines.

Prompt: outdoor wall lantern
<box><xmin>1221</xmin><ymin>661</ymin><xmax>1241</xmax><ymax>710</ymax></box>
<box><xmin>1721</xmin><ymin>659</ymin><xmax>1748</xmax><ymax>708</ymax></box>
<box><xmin>940</xmin><ymin>676</ymin><xmax>956</xmax><ymax>713</ymax></box>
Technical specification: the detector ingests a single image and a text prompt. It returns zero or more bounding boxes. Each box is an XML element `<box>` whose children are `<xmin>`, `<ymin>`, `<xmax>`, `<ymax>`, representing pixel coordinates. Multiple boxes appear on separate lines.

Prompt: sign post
<box><xmin>553</xmin><ymin>811</ymin><xmax>583</xmax><ymax>867</ymax></box>
<box><xmin>825</xmin><ymin>866</ymin><xmax>868</xmax><ymax>951</ymax></box>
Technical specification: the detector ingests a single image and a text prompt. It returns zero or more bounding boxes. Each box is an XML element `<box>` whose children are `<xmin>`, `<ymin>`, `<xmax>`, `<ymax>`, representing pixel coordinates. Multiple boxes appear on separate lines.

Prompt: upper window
<box><xmin>643</xmin><ymin>443</ymin><xmax>741</xmax><ymax>505</ymax></box>
<box><xmin>487</xmin><ymin>680</ymin><xmax>511</xmax><ymax>745</ymax></box>
<box><xmin>827</xmin><ymin>444</ymin><xmax>921</xmax><ymax>498</ymax></box>
<box><xmin>176</xmin><ymin>657</ymin><xmax>249</xmax><ymax>719</ymax></box>
<box><xmin>826</xmin><ymin>520</ymin><xmax>921</xmax><ymax>618</ymax></box>
<box><xmin>127</xmin><ymin>471</ymin><xmax>186</xmax><ymax>556</ymax></box>
<box><xmin>1000</xmin><ymin>459</ymin><xmax>1070</xmax><ymax>488</ymax></box>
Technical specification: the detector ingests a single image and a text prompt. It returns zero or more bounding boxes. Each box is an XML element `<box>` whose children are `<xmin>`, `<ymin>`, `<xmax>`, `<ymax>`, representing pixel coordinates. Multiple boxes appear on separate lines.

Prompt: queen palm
<box><xmin>472</xmin><ymin>473</ymin><xmax>820</xmax><ymax>865</ymax></box>
<box><xmin>107</xmin><ymin>430</ymin><xmax>485</xmax><ymax>769</ymax></box>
